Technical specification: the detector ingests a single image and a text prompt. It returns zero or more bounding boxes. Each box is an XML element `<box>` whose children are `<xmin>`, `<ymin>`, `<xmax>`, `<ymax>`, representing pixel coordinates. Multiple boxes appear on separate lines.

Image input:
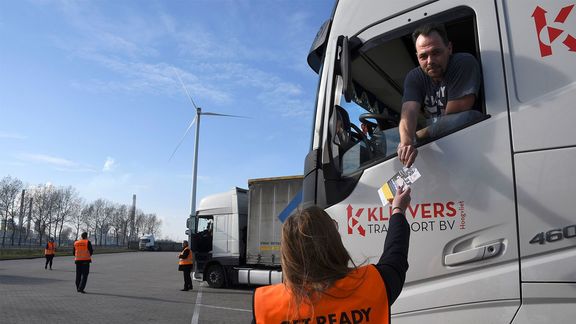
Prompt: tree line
<box><xmin>0</xmin><ymin>175</ymin><xmax>162</xmax><ymax>248</ymax></box>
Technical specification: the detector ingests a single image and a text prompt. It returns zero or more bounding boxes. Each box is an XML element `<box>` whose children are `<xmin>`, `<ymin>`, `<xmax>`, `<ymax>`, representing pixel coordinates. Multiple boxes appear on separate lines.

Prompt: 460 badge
<box><xmin>529</xmin><ymin>224</ymin><xmax>576</xmax><ymax>245</ymax></box>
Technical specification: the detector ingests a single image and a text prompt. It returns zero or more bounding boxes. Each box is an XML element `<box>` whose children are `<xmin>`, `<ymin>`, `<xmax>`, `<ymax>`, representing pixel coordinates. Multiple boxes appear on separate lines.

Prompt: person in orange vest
<box><xmin>178</xmin><ymin>240</ymin><xmax>194</xmax><ymax>291</ymax></box>
<box><xmin>253</xmin><ymin>186</ymin><xmax>412</xmax><ymax>324</ymax></box>
<box><xmin>44</xmin><ymin>237</ymin><xmax>56</xmax><ymax>270</ymax></box>
<box><xmin>73</xmin><ymin>232</ymin><xmax>93</xmax><ymax>294</ymax></box>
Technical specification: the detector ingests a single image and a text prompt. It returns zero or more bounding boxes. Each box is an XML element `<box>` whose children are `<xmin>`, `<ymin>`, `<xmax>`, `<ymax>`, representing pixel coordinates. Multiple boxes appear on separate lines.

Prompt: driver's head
<box><xmin>412</xmin><ymin>23</ymin><xmax>452</xmax><ymax>82</ymax></box>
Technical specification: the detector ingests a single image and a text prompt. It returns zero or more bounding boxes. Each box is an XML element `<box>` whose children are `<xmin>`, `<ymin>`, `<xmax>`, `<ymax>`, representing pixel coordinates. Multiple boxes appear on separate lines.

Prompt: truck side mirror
<box><xmin>307</xmin><ymin>19</ymin><xmax>331</xmax><ymax>73</ymax></box>
<box><xmin>186</xmin><ymin>217</ymin><xmax>196</xmax><ymax>234</ymax></box>
<box><xmin>337</xmin><ymin>35</ymin><xmax>353</xmax><ymax>103</ymax></box>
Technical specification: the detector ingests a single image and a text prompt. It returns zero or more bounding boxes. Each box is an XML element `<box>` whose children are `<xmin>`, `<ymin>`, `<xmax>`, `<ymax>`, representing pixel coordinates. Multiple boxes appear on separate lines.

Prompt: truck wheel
<box><xmin>206</xmin><ymin>265</ymin><xmax>225</xmax><ymax>288</ymax></box>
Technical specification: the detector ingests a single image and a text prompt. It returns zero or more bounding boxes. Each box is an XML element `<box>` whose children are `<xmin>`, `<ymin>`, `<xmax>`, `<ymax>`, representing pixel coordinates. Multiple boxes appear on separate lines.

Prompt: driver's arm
<box><xmin>398</xmin><ymin>101</ymin><xmax>420</xmax><ymax>167</ymax></box>
<box><xmin>444</xmin><ymin>94</ymin><xmax>475</xmax><ymax>115</ymax></box>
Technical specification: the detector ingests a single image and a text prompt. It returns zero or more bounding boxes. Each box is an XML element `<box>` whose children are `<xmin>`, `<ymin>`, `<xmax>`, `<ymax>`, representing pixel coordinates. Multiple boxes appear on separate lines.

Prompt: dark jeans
<box><xmin>45</xmin><ymin>255</ymin><xmax>54</xmax><ymax>269</ymax></box>
<box><xmin>183</xmin><ymin>267</ymin><xmax>193</xmax><ymax>289</ymax></box>
<box><xmin>75</xmin><ymin>263</ymin><xmax>90</xmax><ymax>291</ymax></box>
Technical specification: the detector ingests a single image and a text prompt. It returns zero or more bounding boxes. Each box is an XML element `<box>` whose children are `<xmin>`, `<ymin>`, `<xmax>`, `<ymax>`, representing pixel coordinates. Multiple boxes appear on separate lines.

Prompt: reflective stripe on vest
<box><xmin>254</xmin><ymin>265</ymin><xmax>389</xmax><ymax>324</ymax></box>
<box><xmin>45</xmin><ymin>242</ymin><xmax>56</xmax><ymax>255</ymax></box>
<box><xmin>74</xmin><ymin>239</ymin><xmax>91</xmax><ymax>261</ymax></box>
<box><xmin>179</xmin><ymin>247</ymin><xmax>193</xmax><ymax>266</ymax></box>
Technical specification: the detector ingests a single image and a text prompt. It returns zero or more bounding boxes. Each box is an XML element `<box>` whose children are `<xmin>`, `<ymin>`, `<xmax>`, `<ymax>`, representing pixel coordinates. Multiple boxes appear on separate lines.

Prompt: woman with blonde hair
<box><xmin>253</xmin><ymin>186</ymin><xmax>412</xmax><ymax>324</ymax></box>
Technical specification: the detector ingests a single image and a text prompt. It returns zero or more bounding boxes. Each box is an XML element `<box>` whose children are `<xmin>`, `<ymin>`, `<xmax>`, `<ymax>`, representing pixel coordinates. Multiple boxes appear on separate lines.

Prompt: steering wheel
<box><xmin>349</xmin><ymin>123</ymin><xmax>373</xmax><ymax>160</ymax></box>
<box><xmin>359</xmin><ymin>113</ymin><xmax>398</xmax><ymax>130</ymax></box>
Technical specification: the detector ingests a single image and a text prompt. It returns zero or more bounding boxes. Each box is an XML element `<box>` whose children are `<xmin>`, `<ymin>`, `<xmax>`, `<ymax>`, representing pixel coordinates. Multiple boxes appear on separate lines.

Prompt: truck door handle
<box><xmin>444</xmin><ymin>242</ymin><xmax>502</xmax><ymax>266</ymax></box>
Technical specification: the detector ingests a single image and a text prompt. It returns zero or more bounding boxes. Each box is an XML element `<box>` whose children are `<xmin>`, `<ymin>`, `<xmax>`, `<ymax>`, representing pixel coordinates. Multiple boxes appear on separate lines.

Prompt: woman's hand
<box><xmin>392</xmin><ymin>186</ymin><xmax>411</xmax><ymax>214</ymax></box>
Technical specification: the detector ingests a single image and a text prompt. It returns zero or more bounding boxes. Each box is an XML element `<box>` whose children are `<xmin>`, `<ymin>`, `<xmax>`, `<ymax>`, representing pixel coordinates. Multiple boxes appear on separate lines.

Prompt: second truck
<box><xmin>187</xmin><ymin>176</ymin><xmax>302</xmax><ymax>288</ymax></box>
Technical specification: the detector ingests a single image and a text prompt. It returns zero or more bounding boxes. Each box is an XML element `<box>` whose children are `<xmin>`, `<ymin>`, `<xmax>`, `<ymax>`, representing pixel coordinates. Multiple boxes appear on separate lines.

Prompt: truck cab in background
<box><xmin>304</xmin><ymin>0</ymin><xmax>576</xmax><ymax>322</ymax></box>
<box><xmin>139</xmin><ymin>234</ymin><xmax>156</xmax><ymax>251</ymax></box>
<box><xmin>189</xmin><ymin>188</ymin><xmax>248</xmax><ymax>288</ymax></box>
<box><xmin>188</xmin><ymin>176</ymin><xmax>302</xmax><ymax>288</ymax></box>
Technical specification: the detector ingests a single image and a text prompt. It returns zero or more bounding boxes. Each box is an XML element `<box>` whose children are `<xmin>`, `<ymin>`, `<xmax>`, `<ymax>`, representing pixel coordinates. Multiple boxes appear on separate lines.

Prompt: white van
<box><xmin>302</xmin><ymin>0</ymin><xmax>576</xmax><ymax>322</ymax></box>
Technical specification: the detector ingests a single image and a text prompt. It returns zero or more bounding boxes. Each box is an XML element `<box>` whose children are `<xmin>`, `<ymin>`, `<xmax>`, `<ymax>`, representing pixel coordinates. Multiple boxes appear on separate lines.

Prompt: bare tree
<box><xmin>53</xmin><ymin>187</ymin><xmax>82</xmax><ymax>246</ymax></box>
<box><xmin>78</xmin><ymin>204</ymin><xmax>93</xmax><ymax>240</ymax></box>
<box><xmin>134</xmin><ymin>209</ymin><xmax>146</xmax><ymax>240</ymax></box>
<box><xmin>1</xmin><ymin>176</ymin><xmax>165</xmax><ymax>247</ymax></box>
<box><xmin>110</xmin><ymin>204</ymin><xmax>129</xmax><ymax>246</ymax></box>
<box><xmin>1</xmin><ymin>176</ymin><xmax>23</xmax><ymax>247</ymax></box>
<box><xmin>144</xmin><ymin>213</ymin><xmax>162</xmax><ymax>236</ymax></box>
<box><xmin>31</xmin><ymin>184</ymin><xmax>60</xmax><ymax>245</ymax></box>
<box><xmin>59</xmin><ymin>226</ymin><xmax>73</xmax><ymax>243</ymax></box>
<box><xmin>84</xmin><ymin>199</ymin><xmax>107</xmax><ymax>246</ymax></box>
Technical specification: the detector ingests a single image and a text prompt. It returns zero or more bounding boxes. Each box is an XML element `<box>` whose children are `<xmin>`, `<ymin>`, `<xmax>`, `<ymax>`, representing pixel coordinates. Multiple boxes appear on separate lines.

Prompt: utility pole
<box><xmin>17</xmin><ymin>189</ymin><xmax>25</xmax><ymax>246</ymax></box>
<box><xmin>26</xmin><ymin>197</ymin><xmax>32</xmax><ymax>246</ymax></box>
<box><xmin>129</xmin><ymin>194</ymin><xmax>136</xmax><ymax>245</ymax></box>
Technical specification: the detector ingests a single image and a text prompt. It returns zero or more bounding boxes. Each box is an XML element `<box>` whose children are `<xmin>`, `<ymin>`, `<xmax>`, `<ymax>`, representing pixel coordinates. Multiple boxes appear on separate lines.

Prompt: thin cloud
<box><xmin>20</xmin><ymin>153</ymin><xmax>76</xmax><ymax>167</ymax></box>
<box><xmin>103</xmin><ymin>157</ymin><xmax>116</xmax><ymax>172</ymax></box>
<box><xmin>0</xmin><ymin>132</ymin><xmax>27</xmax><ymax>140</ymax></box>
<box><xmin>17</xmin><ymin>153</ymin><xmax>96</xmax><ymax>172</ymax></box>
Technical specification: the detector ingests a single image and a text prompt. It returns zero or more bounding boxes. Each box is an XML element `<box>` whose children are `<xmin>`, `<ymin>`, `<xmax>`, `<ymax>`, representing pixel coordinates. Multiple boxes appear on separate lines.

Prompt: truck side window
<box><xmin>335</xmin><ymin>9</ymin><xmax>487</xmax><ymax>175</ymax></box>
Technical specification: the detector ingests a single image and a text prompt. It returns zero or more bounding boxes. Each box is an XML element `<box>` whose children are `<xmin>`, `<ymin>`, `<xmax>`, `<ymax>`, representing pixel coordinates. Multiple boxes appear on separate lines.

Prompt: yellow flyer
<box><xmin>378</xmin><ymin>167</ymin><xmax>421</xmax><ymax>206</ymax></box>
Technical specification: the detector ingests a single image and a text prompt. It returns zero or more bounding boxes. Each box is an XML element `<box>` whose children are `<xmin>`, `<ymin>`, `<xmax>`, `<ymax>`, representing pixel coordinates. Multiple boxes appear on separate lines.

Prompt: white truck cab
<box><xmin>139</xmin><ymin>234</ymin><xmax>155</xmax><ymax>251</ymax></box>
<box><xmin>303</xmin><ymin>0</ymin><xmax>576</xmax><ymax>322</ymax></box>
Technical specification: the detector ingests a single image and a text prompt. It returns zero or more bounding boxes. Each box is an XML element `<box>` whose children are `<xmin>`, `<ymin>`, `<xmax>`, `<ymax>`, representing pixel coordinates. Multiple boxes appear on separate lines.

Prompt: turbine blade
<box><xmin>174</xmin><ymin>69</ymin><xmax>198</xmax><ymax>109</ymax></box>
<box><xmin>201</xmin><ymin>112</ymin><xmax>249</xmax><ymax>118</ymax></box>
<box><xmin>168</xmin><ymin>115</ymin><xmax>197</xmax><ymax>162</ymax></box>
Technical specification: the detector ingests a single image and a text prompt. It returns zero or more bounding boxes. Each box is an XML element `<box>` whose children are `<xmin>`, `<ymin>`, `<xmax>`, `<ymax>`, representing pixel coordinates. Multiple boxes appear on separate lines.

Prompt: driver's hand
<box><xmin>397</xmin><ymin>143</ymin><xmax>418</xmax><ymax>167</ymax></box>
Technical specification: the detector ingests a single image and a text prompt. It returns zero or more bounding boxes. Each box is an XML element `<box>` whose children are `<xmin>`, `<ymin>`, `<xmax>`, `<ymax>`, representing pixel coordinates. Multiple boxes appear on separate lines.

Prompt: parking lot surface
<box><xmin>0</xmin><ymin>252</ymin><xmax>254</xmax><ymax>323</ymax></box>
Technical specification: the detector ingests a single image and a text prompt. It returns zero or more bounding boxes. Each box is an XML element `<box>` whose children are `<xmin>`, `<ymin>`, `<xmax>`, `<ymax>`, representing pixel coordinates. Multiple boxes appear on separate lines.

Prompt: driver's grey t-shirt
<box><xmin>402</xmin><ymin>53</ymin><xmax>481</xmax><ymax>118</ymax></box>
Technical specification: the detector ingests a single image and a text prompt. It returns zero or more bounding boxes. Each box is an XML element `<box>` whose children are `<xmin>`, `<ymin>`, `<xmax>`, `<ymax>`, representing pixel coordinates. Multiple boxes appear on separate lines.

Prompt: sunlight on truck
<box><xmin>302</xmin><ymin>0</ymin><xmax>576</xmax><ymax>323</ymax></box>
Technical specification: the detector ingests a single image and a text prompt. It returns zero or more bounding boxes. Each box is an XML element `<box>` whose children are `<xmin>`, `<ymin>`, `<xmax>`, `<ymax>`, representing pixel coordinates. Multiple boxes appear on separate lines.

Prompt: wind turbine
<box><xmin>169</xmin><ymin>70</ymin><xmax>246</xmax><ymax>229</ymax></box>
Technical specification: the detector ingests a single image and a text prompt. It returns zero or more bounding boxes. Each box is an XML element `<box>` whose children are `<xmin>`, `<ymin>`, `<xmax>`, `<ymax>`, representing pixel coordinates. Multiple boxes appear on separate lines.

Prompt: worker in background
<box><xmin>73</xmin><ymin>232</ymin><xmax>93</xmax><ymax>293</ymax></box>
<box><xmin>253</xmin><ymin>186</ymin><xmax>412</xmax><ymax>324</ymax></box>
<box><xmin>178</xmin><ymin>240</ymin><xmax>194</xmax><ymax>291</ymax></box>
<box><xmin>44</xmin><ymin>237</ymin><xmax>56</xmax><ymax>270</ymax></box>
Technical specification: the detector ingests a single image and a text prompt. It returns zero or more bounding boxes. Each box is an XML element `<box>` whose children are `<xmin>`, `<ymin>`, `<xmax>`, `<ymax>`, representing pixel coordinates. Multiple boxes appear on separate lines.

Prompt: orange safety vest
<box><xmin>254</xmin><ymin>265</ymin><xmax>389</xmax><ymax>324</ymax></box>
<box><xmin>178</xmin><ymin>247</ymin><xmax>193</xmax><ymax>266</ymax></box>
<box><xmin>74</xmin><ymin>239</ymin><xmax>91</xmax><ymax>261</ymax></box>
<box><xmin>45</xmin><ymin>241</ymin><xmax>56</xmax><ymax>256</ymax></box>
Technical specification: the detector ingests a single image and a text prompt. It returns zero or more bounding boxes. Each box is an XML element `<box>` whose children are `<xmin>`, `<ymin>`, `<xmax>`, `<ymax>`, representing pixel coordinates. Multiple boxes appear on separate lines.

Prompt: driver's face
<box><xmin>415</xmin><ymin>31</ymin><xmax>452</xmax><ymax>82</ymax></box>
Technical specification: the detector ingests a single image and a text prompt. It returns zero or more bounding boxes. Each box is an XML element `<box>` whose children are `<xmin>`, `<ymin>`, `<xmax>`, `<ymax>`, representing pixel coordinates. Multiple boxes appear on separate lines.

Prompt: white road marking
<box><xmin>191</xmin><ymin>286</ymin><xmax>203</xmax><ymax>324</ymax></box>
<box><xmin>198</xmin><ymin>304</ymin><xmax>251</xmax><ymax>313</ymax></box>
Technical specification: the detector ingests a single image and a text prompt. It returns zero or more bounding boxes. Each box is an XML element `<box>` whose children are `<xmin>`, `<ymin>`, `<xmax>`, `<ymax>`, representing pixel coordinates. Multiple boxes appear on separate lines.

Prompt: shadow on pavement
<box><xmin>0</xmin><ymin>275</ymin><xmax>66</xmax><ymax>285</ymax></box>
<box><xmin>86</xmin><ymin>291</ymin><xmax>196</xmax><ymax>305</ymax></box>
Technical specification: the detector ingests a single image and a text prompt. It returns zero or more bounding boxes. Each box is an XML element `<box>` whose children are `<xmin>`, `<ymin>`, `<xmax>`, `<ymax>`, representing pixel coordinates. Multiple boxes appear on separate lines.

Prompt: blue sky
<box><xmin>0</xmin><ymin>0</ymin><xmax>333</xmax><ymax>240</ymax></box>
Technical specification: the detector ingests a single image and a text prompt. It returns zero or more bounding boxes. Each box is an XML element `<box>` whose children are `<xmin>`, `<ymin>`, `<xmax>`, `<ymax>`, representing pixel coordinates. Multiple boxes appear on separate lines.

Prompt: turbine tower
<box><xmin>170</xmin><ymin>70</ymin><xmax>246</xmax><ymax>232</ymax></box>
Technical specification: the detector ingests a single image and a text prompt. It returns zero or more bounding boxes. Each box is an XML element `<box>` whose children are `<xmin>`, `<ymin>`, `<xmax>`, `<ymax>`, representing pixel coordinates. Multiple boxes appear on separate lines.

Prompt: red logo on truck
<box><xmin>345</xmin><ymin>202</ymin><xmax>464</xmax><ymax>237</ymax></box>
<box><xmin>347</xmin><ymin>205</ymin><xmax>366</xmax><ymax>237</ymax></box>
<box><xmin>532</xmin><ymin>4</ymin><xmax>576</xmax><ymax>57</ymax></box>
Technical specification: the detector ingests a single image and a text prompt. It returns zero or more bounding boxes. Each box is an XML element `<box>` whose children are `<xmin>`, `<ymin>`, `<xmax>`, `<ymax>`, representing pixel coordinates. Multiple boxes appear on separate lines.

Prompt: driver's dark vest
<box><xmin>254</xmin><ymin>265</ymin><xmax>389</xmax><ymax>324</ymax></box>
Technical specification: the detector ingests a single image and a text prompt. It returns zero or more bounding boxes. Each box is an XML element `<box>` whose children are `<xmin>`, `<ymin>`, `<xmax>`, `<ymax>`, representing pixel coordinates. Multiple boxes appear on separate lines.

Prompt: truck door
<box><xmin>310</xmin><ymin>1</ymin><xmax>521</xmax><ymax>322</ymax></box>
<box><xmin>502</xmin><ymin>0</ymin><xmax>576</xmax><ymax>321</ymax></box>
<box><xmin>212</xmin><ymin>214</ymin><xmax>229</xmax><ymax>255</ymax></box>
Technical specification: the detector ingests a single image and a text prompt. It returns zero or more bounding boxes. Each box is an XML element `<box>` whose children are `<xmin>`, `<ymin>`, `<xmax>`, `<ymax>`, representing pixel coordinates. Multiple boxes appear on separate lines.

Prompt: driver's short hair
<box><xmin>412</xmin><ymin>23</ymin><xmax>449</xmax><ymax>46</ymax></box>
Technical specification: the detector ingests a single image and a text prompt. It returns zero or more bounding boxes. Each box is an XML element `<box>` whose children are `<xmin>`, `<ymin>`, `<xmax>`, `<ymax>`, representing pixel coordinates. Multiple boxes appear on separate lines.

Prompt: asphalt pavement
<box><xmin>0</xmin><ymin>252</ymin><xmax>254</xmax><ymax>324</ymax></box>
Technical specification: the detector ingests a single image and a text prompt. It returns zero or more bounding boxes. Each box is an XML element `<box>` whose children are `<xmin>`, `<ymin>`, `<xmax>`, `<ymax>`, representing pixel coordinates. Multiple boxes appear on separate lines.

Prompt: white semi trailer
<box><xmin>187</xmin><ymin>176</ymin><xmax>302</xmax><ymax>288</ymax></box>
<box><xmin>302</xmin><ymin>0</ymin><xmax>576</xmax><ymax>322</ymax></box>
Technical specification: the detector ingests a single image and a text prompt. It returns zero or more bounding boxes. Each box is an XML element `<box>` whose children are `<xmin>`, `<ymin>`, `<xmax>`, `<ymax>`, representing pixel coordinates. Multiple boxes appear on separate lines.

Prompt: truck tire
<box><xmin>206</xmin><ymin>265</ymin><xmax>225</xmax><ymax>288</ymax></box>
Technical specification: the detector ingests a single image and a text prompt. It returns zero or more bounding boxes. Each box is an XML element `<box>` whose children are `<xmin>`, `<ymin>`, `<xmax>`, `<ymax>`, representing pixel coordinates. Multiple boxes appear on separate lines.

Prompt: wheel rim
<box><xmin>209</xmin><ymin>268</ymin><xmax>222</xmax><ymax>286</ymax></box>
